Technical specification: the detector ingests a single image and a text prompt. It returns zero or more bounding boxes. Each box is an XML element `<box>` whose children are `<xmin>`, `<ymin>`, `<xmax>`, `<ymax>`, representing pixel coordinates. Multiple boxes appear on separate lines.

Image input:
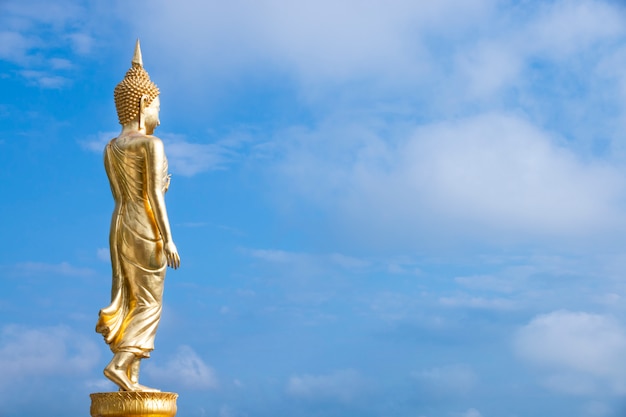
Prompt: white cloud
<box><xmin>8</xmin><ymin>261</ymin><xmax>94</xmax><ymax>277</ymax></box>
<box><xmin>163</xmin><ymin>134</ymin><xmax>235</xmax><ymax>176</ymax></box>
<box><xmin>387</xmin><ymin>261</ymin><xmax>422</xmax><ymax>275</ymax></box>
<box><xmin>250</xmin><ymin>248</ymin><xmax>369</xmax><ymax>269</ymax></box>
<box><xmin>597</xmin><ymin>45</ymin><xmax>626</xmax><ymax>119</ymax></box>
<box><xmin>540</xmin><ymin>373</ymin><xmax>598</xmax><ymax>395</ymax></box>
<box><xmin>272</xmin><ymin>113</ymin><xmax>624</xmax><ymax>247</ymax></box>
<box><xmin>0</xmin><ymin>31</ymin><xmax>34</xmax><ymax>64</ymax></box>
<box><xmin>1</xmin><ymin>0</ymin><xmax>84</xmax><ymax>27</ymax></box>
<box><xmin>412</xmin><ymin>364</ymin><xmax>477</xmax><ymax>394</ymax></box>
<box><xmin>80</xmin><ymin>131</ymin><xmax>116</xmax><ymax>153</ymax></box>
<box><xmin>20</xmin><ymin>70</ymin><xmax>68</xmax><ymax>88</ymax></box>
<box><xmin>584</xmin><ymin>401</ymin><xmax>612</xmax><ymax>417</ymax></box>
<box><xmin>382</xmin><ymin>114</ymin><xmax>621</xmax><ymax>234</ymax></box>
<box><xmin>180</xmin><ymin>222</ymin><xmax>209</xmax><ymax>228</ymax></box>
<box><xmin>593</xmin><ymin>293</ymin><xmax>622</xmax><ymax>306</ymax></box>
<box><xmin>528</xmin><ymin>0</ymin><xmax>624</xmax><ymax>57</ymax></box>
<box><xmin>66</xmin><ymin>32</ymin><xmax>93</xmax><ymax>55</ymax></box>
<box><xmin>328</xmin><ymin>253</ymin><xmax>370</xmax><ymax>269</ymax></box>
<box><xmin>218</xmin><ymin>404</ymin><xmax>247</xmax><ymax>417</ymax></box>
<box><xmin>454</xmin><ymin>274</ymin><xmax>516</xmax><ymax>293</ymax></box>
<box><xmin>85</xmin><ymin>378</ymin><xmax>116</xmax><ymax>391</ymax></box>
<box><xmin>145</xmin><ymin>345</ymin><xmax>218</xmax><ymax>390</ymax></box>
<box><xmin>451</xmin><ymin>262</ymin><xmax>548</xmax><ymax>299</ymax></box>
<box><xmin>49</xmin><ymin>57</ymin><xmax>72</xmax><ymax>70</ymax></box>
<box><xmin>112</xmin><ymin>0</ymin><xmax>626</xmax><ymax>115</ymax></box>
<box><xmin>120</xmin><ymin>0</ymin><xmax>495</xmax><ymax>90</ymax></box>
<box><xmin>97</xmin><ymin>248</ymin><xmax>110</xmax><ymax>262</ymax></box>
<box><xmin>516</xmin><ymin>310</ymin><xmax>626</xmax><ymax>375</ymax></box>
<box><xmin>286</xmin><ymin>369</ymin><xmax>367</xmax><ymax>403</ymax></box>
<box><xmin>455</xmin><ymin>0</ymin><xmax>624</xmax><ymax>98</ymax></box>
<box><xmin>250</xmin><ymin>249</ymin><xmax>301</xmax><ymax>263</ymax></box>
<box><xmin>439</xmin><ymin>295</ymin><xmax>516</xmax><ymax>311</ymax></box>
<box><xmin>461</xmin><ymin>409</ymin><xmax>483</xmax><ymax>417</ymax></box>
<box><xmin>0</xmin><ymin>325</ymin><xmax>99</xmax><ymax>389</ymax></box>
<box><xmin>219</xmin><ymin>405</ymin><xmax>234</xmax><ymax>417</ymax></box>
<box><xmin>368</xmin><ymin>291</ymin><xmax>423</xmax><ymax>322</ymax></box>
<box><xmin>515</xmin><ymin>310</ymin><xmax>626</xmax><ymax>394</ymax></box>
<box><xmin>0</xmin><ymin>0</ymin><xmax>92</xmax><ymax>86</ymax></box>
<box><xmin>456</xmin><ymin>40</ymin><xmax>523</xmax><ymax>97</ymax></box>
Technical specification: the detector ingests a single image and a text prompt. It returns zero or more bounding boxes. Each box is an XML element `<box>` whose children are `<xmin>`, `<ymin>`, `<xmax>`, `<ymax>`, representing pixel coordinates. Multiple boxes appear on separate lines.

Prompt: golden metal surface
<box><xmin>90</xmin><ymin>392</ymin><xmax>178</xmax><ymax>417</ymax></box>
<box><xmin>114</xmin><ymin>42</ymin><xmax>159</xmax><ymax>126</ymax></box>
<box><xmin>95</xmin><ymin>40</ymin><xmax>181</xmax><ymax>392</ymax></box>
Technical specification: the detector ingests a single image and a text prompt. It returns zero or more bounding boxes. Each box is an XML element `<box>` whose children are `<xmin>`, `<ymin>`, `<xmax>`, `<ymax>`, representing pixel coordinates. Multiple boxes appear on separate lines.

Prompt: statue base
<box><xmin>90</xmin><ymin>392</ymin><xmax>178</xmax><ymax>417</ymax></box>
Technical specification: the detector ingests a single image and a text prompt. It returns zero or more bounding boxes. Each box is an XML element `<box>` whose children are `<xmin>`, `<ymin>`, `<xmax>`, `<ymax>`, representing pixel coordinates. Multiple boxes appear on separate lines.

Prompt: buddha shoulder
<box><xmin>114</xmin><ymin>134</ymin><xmax>163</xmax><ymax>152</ymax></box>
<box><xmin>139</xmin><ymin>135</ymin><xmax>165</xmax><ymax>155</ymax></box>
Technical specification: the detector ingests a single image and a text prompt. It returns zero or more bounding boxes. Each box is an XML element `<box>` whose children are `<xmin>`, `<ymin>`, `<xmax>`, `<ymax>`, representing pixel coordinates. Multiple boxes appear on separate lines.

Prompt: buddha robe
<box><xmin>96</xmin><ymin>135</ymin><xmax>169</xmax><ymax>358</ymax></box>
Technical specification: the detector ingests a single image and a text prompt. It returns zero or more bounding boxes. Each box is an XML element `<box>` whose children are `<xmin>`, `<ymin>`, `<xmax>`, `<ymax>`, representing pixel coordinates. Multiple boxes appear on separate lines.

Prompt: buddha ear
<box><xmin>138</xmin><ymin>95</ymin><xmax>149</xmax><ymax>130</ymax></box>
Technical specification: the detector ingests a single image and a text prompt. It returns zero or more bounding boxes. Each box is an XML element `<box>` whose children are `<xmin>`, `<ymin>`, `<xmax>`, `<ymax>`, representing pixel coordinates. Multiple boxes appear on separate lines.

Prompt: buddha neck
<box><xmin>120</xmin><ymin>119</ymin><xmax>148</xmax><ymax>136</ymax></box>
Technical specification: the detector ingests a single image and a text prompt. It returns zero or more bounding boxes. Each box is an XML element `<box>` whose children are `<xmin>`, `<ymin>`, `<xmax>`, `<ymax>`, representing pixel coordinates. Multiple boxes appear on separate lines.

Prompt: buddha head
<box><xmin>114</xmin><ymin>40</ymin><xmax>160</xmax><ymax>133</ymax></box>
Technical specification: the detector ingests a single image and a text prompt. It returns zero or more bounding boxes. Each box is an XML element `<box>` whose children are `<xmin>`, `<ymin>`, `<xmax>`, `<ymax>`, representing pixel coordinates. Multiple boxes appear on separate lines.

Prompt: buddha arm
<box><xmin>104</xmin><ymin>143</ymin><xmax>123</xmax><ymax>298</ymax></box>
<box><xmin>144</xmin><ymin>137</ymin><xmax>174</xmax><ymax>244</ymax></box>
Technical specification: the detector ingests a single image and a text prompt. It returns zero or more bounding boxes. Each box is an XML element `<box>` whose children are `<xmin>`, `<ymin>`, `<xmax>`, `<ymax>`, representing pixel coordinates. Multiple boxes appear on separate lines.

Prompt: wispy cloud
<box><xmin>328</xmin><ymin>253</ymin><xmax>370</xmax><ymax>269</ymax></box>
<box><xmin>270</xmin><ymin>112</ymin><xmax>625</xmax><ymax>247</ymax></box>
<box><xmin>514</xmin><ymin>310</ymin><xmax>626</xmax><ymax>394</ymax></box>
<box><xmin>0</xmin><ymin>0</ymin><xmax>93</xmax><ymax>85</ymax></box>
<box><xmin>583</xmin><ymin>401</ymin><xmax>612</xmax><ymax>417</ymax></box>
<box><xmin>249</xmin><ymin>248</ymin><xmax>371</xmax><ymax>270</ymax></box>
<box><xmin>121</xmin><ymin>0</ymin><xmax>495</xmax><ymax>93</ymax></box>
<box><xmin>117</xmin><ymin>0</ymin><xmax>626</xmax><ymax>117</ymax></box>
<box><xmin>49</xmin><ymin>58</ymin><xmax>72</xmax><ymax>70</ymax></box>
<box><xmin>96</xmin><ymin>248</ymin><xmax>109</xmax><ymax>262</ymax></box>
<box><xmin>412</xmin><ymin>364</ymin><xmax>478</xmax><ymax>395</ymax></box>
<box><xmin>286</xmin><ymin>369</ymin><xmax>368</xmax><ymax>403</ymax></box>
<box><xmin>218</xmin><ymin>404</ymin><xmax>245</xmax><ymax>417</ymax></box>
<box><xmin>0</xmin><ymin>31</ymin><xmax>35</xmax><ymax>65</ymax></box>
<box><xmin>1</xmin><ymin>0</ymin><xmax>85</xmax><ymax>27</ymax></box>
<box><xmin>454</xmin><ymin>274</ymin><xmax>517</xmax><ymax>294</ymax></box>
<box><xmin>163</xmin><ymin>134</ymin><xmax>236</xmax><ymax>176</ymax></box>
<box><xmin>145</xmin><ymin>345</ymin><xmax>218</xmax><ymax>390</ymax></box>
<box><xmin>460</xmin><ymin>409</ymin><xmax>483</xmax><ymax>417</ymax></box>
<box><xmin>455</xmin><ymin>0</ymin><xmax>624</xmax><ymax>98</ymax></box>
<box><xmin>250</xmin><ymin>248</ymin><xmax>299</xmax><ymax>263</ymax></box>
<box><xmin>178</xmin><ymin>222</ymin><xmax>209</xmax><ymax>228</ymax></box>
<box><xmin>79</xmin><ymin>131</ymin><xmax>116</xmax><ymax>153</ymax></box>
<box><xmin>7</xmin><ymin>261</ymin><xmax>94</xmax><ymax>278</ymax></box>
<box><xmin>66</xmin><ymin>32</ymin><xmax>93</xmax><ymax>55</ymax></box>
<box><xmin>439</xmin><ymin>295</ymin><xmax>516</xmax><ymax>311</ymax></box>
<box><xmin>0</xmin><ymin>324</ymin><xmax>99</xmax><ymax>389</ymax></box>
<box><xmin>20</xmin><ymin>70</ymin><xmax>68</xmax><ymax>88</ymax></box>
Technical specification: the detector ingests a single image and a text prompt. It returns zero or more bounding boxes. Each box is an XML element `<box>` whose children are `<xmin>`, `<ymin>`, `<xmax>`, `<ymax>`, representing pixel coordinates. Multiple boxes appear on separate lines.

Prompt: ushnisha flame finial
<box><xmin>132</xmin><ymin>39</ymin><xmax>143</xmax><ymax>67</ymax></box>
<box><xmin>113</xmin><ymin>40</ymin><xmax>159</xmax><ymax>125</ymax></box>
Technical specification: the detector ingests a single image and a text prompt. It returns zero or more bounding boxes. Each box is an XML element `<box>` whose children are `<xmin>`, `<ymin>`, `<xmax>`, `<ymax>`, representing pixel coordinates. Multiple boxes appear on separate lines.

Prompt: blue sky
<box><xmin>2</xmin><ymin>0</ymin><xmax>626</xmax><ymax>416</ymax></box>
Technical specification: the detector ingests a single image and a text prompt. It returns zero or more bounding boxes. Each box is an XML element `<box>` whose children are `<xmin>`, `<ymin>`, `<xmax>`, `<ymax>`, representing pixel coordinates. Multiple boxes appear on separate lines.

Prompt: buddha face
<box><xmin>143</xmin><ymin>96</ymin><xmax>160</xmax><ymax>135</ymax></box>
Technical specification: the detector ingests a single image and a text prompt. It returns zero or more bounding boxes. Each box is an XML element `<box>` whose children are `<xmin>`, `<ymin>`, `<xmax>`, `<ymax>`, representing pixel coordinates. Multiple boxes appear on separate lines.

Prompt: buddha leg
<box><xmin>104</xmin><ymin>352</ymin><xmax>135</xmax><ymax>391</ymax></box>
<box><xmin>130</xmin><ymin>357</ymin><xmax>160</xmax><ymax>392</ymax></box>
<box><xmin>105</xmin><ymin>353</ymin><xmax>160</xmax><ymax>392</ymax></box>
<box><xmin>129</xmin><ymin>356</ymin><xmax>140</xmax><ymax>384</ymax></box>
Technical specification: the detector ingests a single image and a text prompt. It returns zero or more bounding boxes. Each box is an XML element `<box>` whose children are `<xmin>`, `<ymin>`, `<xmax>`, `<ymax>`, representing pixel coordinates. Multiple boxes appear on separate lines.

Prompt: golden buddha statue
<box><xmin>96</xmin><ymin>40</ymin><xmax>180</xmax><ymax>393</ymax></box>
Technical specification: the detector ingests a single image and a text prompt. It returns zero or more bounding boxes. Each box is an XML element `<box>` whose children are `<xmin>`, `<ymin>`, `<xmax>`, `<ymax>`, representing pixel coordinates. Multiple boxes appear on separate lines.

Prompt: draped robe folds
<box><xmin>96</xmin><ymin>137</ymin><xmax>169</xmax><ymax>358</ymax></box>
